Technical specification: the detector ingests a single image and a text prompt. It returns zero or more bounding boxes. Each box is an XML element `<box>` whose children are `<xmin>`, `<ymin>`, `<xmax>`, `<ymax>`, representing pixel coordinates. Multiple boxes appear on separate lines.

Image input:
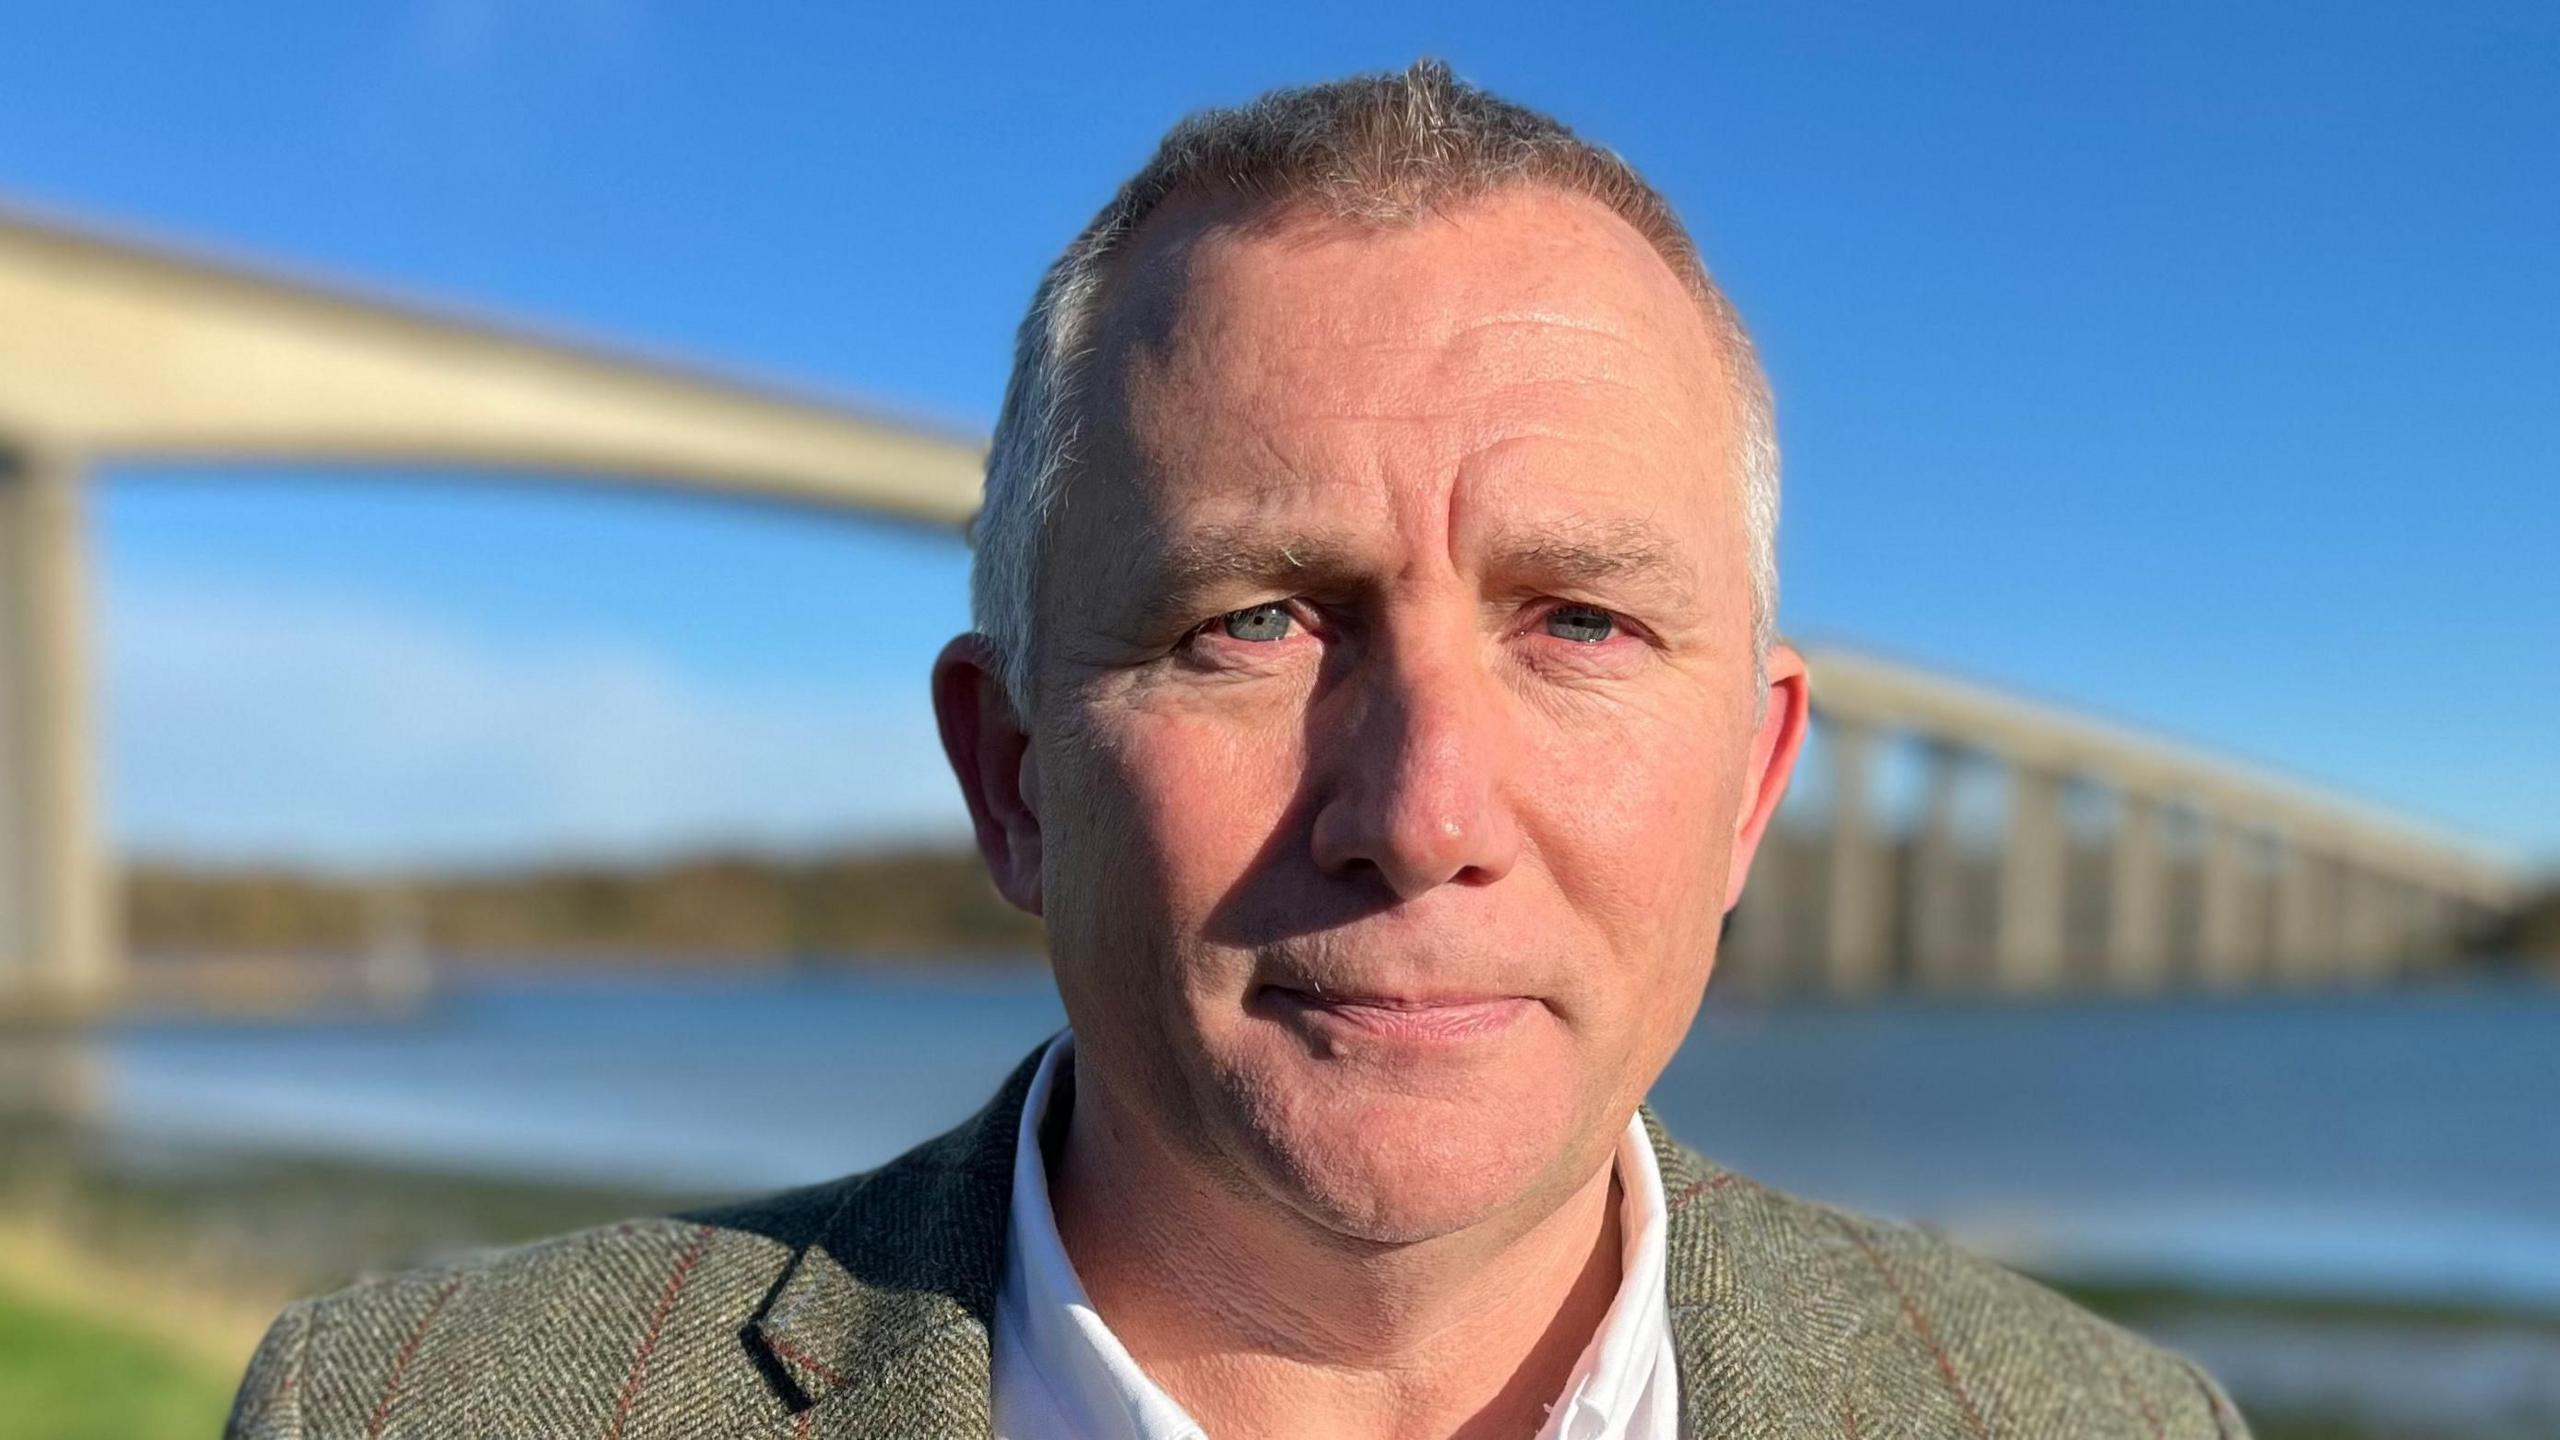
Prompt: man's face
<box><xmin>967</xmin><ymin>188</ymin><xmax>1801</xmax><ymax>1243</ymax></box>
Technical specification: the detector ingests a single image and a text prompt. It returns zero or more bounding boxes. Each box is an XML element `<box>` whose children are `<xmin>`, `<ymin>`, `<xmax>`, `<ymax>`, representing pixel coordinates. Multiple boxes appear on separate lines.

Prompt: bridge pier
<box><xmin>1994</xmin><ymin>765</ymin><xmax>2067</xmax><ymax>990</ymax></box>
<box><xmin>1822</xmin><ymin>718</ymin><xmax>1893</xmax><ymax>995</ymax></box>
<box><xmin>2336</xmin><ymin>864</ymin><xmax>2398</xmax><ymax>983</ymax></box>
<box><xmin>2270</xmin><ymin>841</ymin><xmax>2332</xmax><ymax>986</ymax></box>
<box><xmin>2400</xmin><ymin>887</ymin><xmax>2444</xmax><ymax>975</ymax></box>
<box><xmin>2104</xmin><ymin>794</ymin><xmax>2168</xmax><ymax>992</ymax></box>
<box><xmin>2197</xmin><ymin>819</ymin><xmax>2261</xmax><ymax>990</ymax></box>
<box><xmin>0</xmin><ymin>448</ymin><xmax>113</xmax><ymax>1013</ymax></box>
<box><xmin>1908</xmin><ymin>743</ymin><xmax>1972</xmax><ymax>991</ymax></box>
<box><xmin>2382</xmin><ymin>878</ymin><xmax>2430</xmax><ymax>973</ymax></box>
<box><xmin>1721</xmin><ymin>811</ymin><xmax>1798</xmax><ymax>989</ymax></box>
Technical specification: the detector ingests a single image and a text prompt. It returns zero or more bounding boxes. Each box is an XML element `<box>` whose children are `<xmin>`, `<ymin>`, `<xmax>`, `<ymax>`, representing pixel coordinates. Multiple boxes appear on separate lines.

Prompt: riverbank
<box><xmin>0</xmin><ymin>1112</ymin><xmax>715</xmax><ymax>1439</ymax></box>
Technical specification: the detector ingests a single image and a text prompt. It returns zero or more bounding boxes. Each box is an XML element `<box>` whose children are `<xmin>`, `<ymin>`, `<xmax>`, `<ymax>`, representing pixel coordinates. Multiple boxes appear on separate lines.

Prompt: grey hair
<box><xmin>971</xmin><ymin>59</ymin><xmax>1779</xmax><ymax>717</ymax></box>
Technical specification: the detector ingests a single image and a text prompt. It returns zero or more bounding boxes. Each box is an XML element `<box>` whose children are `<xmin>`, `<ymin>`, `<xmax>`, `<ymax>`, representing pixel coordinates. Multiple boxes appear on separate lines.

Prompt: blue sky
<box><xmin>4</xmin><ymin>2</ymin><xmax>2553</xmax><ymax>867</ymax></box>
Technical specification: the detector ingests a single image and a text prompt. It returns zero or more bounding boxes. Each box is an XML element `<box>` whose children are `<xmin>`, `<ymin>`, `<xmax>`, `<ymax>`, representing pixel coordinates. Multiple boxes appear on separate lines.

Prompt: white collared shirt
<box><xmin>991</xmin><ymin>1033</ymin><xmax>1679</xmax><ymax>1440</ymax></box>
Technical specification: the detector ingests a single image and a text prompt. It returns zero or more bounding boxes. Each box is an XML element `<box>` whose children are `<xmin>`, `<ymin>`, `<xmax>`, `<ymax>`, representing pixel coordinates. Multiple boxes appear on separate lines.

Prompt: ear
<box><xmin>931</xmin><ymin>634</ymin><xmax>1044</xmax><ymax>916</ymax></box>
<box><xmin>1722</xmin><ymin>641</ymin><xmax>1810</xmax><ymax>913</ymax></box>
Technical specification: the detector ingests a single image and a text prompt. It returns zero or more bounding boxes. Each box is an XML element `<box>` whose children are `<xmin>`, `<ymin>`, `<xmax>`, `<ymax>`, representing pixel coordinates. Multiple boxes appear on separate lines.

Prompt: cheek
<box><xmin>1525</xmin><ymin>693</ymin><xmax>1743</xmax><ymax>952</ymax></box>
<box><xmin>1079</xmin><ymin>703</ymin><xmax>1307</xmax><ymax>918</ymax></box>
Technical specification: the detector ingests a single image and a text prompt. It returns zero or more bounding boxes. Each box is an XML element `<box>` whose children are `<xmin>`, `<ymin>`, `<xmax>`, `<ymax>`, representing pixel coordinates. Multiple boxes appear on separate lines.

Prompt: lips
<box><xmin>1264</xmin><ymin>985</ymin><xmax>1533</xmax><ymax>1043</ymax></box>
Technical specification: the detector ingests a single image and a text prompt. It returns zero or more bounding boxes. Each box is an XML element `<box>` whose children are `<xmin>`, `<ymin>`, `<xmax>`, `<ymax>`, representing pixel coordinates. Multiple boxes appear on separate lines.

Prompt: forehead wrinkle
<box><xmin>1116</xmin><ymin>231</ymin><xmax>1726</xmax><ymax>482</ymax></box>
<box><xmin>1209</xmin><ymin>336</ymin><xmax>1702</xmax><ymax>470</ymax></box>
<box><xmin>1149</xmin><ymin>245</ymin><xmax>1696</xmax><ymax>395</ymax></box>
<box><xmin>1243</xmin><ymin>323</ymin><xmax>1667</xmax><ymax>406</ymax></box>
<box><xmin>1451</xmin><ymin>307</ymin><xmax>1638</xmax><ymax>340</ymax></box>
<box><xmin>1078</xmin><ymin>192</ymin><xmax>1746</xmax><ymax>644</ymax></box>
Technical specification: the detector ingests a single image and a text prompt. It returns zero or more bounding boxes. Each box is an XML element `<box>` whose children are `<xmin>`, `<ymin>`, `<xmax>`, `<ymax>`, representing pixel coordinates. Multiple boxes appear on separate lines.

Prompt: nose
<box><xmin>1308</xmin><ymin>635</ymin><xmax>1521</xmax><ymax>901</ymax></box>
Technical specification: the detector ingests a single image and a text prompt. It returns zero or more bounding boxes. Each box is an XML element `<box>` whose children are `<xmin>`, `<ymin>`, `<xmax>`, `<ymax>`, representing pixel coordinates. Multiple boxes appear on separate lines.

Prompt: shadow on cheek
<box><xmin>1117</xmin><ymin>642</ymin><xmax>1415</xmax><ymax>952</ymax></box>
<box><xmin>1198</xmin><ymin>719</ymin><xmax>1401</xmax><ymax>953</ymax></box>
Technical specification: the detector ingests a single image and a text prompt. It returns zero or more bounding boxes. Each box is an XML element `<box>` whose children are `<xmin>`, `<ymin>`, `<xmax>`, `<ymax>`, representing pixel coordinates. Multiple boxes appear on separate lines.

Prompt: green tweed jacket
<box><xmin>226</xmin><ymin>1045</ymin><xmax>2248</xmax><ymax>1438</ymax></box>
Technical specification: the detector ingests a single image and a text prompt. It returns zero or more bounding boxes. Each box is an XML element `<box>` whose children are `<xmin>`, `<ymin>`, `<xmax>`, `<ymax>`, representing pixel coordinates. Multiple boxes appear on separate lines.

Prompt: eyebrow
<box><xmin>1120</xmin><ymin>526</ymin><xmax>1373</xmax><ymax>635</ymax></box>
<box><xmin>1482</xmin><ymin>515</ymin><xmax>1697</xmax><ymax>610</ymax></box>
<box><xmin>1119</xmin><ymin>513</ymin><xmax>1698</xmax><ymax>633</ymax></box>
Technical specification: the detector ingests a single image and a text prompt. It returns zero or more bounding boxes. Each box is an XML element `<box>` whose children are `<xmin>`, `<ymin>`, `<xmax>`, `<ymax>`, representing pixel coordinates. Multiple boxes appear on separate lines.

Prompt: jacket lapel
<box><xmin>746</xmin><ymin>1044</ymin><xmax>1046</xmax><ymax>1439</ymax></box>
<box><xmin>1648</xmin><ymin>1107</ymin><xmax>1863</xmax><ymax>1439</ymax></box>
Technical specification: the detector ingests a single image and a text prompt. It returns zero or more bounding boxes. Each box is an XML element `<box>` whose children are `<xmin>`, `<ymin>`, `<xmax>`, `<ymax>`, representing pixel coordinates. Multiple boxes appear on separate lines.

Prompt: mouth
<box><xmin>1259</xmin><ymin>985</ymin><xmax>1535</xmax><ymax>1044</ymax></box>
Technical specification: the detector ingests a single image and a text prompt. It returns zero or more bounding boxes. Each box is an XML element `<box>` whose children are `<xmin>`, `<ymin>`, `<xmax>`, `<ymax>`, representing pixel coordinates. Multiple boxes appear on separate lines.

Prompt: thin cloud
<box><xmin>413</xmin><ymin>0</ymin><xmax>646</xmax><ymax>73</ymax></box>
<box><xmin>104</xmin><ymin>574</ymin><xmax>969</xmax><ymax>868</ymax></box>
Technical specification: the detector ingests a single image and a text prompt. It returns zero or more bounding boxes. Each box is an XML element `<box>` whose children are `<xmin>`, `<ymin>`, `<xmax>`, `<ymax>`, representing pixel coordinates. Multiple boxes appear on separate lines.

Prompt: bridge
<box><xmin>0</xmin><ymin>208</ymin><xmax>2529</xmax><ymax>1010</ymax></box>
<box><xmin>0</xmin><ymin>207</ymin><xmax>982</xmax><ymax>1013</ymax></box>
<box><xmin>1724</xmin><ymin>654</ymin><xmax>2524</xmax><ymax>994</ymax></box>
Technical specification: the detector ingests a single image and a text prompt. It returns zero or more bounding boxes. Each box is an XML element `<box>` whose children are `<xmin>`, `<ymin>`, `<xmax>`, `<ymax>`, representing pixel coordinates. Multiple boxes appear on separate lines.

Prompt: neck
<box><xmin>1049</xmin><ymin>1063</ymin><xmax>1626</xmax><ymax>1440</ymax></box>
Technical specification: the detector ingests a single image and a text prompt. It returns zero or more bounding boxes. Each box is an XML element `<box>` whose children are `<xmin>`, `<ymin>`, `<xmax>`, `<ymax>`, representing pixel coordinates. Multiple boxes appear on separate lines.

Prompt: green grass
<box><xmin>0</xmin><ymin>1282</ymin><xmax>234</xmax><ymax>1440</ymax></box>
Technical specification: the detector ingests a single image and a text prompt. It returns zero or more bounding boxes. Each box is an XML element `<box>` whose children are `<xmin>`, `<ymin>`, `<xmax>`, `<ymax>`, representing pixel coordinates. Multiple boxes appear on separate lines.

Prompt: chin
<box><xmin>1214</xmin><ymin>1045</ymin><xmax>1594</xmax><ymax>1245</ymax></box>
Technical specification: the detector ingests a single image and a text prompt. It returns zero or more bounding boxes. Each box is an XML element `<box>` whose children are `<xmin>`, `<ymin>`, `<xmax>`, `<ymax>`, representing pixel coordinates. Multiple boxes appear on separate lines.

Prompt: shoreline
<box><xmin>7</xmin><ymin>1113</ymin><xmax>2557</xmax><ymax>1438</ymax></box>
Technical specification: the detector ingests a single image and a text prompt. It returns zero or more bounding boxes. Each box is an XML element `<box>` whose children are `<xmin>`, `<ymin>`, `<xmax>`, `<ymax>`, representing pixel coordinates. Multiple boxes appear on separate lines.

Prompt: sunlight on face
<box><xmin>1035</xmin><ymin>188</ymin><xmax>1768</xmax><ymax>1242</ymax></box>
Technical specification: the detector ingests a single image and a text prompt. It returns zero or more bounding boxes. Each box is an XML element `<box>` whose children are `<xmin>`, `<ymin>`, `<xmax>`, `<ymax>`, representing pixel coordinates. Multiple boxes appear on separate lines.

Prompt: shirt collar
<box><xmin>998</xmin><ymin>1033</ymin><xmax>1208</xmax><ymax>1440</ymax></box>
<box><xmin>1538</xmin><ymin>1096</ymin><xmax>1673</xmax><ymax>1438</ymax></box>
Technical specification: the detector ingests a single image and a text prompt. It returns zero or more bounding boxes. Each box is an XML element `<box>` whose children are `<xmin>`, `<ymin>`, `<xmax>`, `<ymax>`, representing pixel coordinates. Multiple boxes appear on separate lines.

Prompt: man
<box><xmin>228</xmin><ymin>62</ymin><xmax>2247</xmax><ymax>1439</ymax></box>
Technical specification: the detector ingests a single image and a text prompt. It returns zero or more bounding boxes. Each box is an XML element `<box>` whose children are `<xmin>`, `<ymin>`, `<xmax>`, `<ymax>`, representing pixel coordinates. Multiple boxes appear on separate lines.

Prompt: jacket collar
<box><xmin>1645</xmin><ymin>1109</ymin><xmax>1864</xmax><ymax>1438</ymax></box>
<box><xmin>746</xmin><ymin>1046</ymin><xmax>1856</xmax><ymax>1438</ymax></box>
<box><xmin>745</xmin><ymin>1043</ymin><xmax>1041</xmax><ymax>1439</ymax></box>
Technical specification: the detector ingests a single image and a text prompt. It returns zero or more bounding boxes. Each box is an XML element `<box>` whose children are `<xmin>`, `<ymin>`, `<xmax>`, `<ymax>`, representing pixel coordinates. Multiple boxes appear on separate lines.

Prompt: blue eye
<box><xmin>1220</xmin><ymin>603</ymin><xmax>1296</xmax><ymax>642</ymax></box>
<box><xmin>1544</xmin><ymin>604</ymin><xmax>1616</xmax><ymax>643</ymax></box>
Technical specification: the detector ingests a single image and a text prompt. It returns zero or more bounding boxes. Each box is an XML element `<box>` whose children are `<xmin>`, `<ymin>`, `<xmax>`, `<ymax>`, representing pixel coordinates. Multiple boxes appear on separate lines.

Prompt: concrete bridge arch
<box><xmin>1</xmin><ymin>208</ymin><xmax>982</xmax><ymax>1009</ymax></box>
<box><xmin>1</xmin><ymin>208</ymin><xmax>2528</xmax><ymax>1008</ymax></box>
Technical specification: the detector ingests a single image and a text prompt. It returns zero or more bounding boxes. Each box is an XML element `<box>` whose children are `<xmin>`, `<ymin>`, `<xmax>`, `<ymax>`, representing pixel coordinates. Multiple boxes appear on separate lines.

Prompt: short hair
<box><xmin>971</xmin><ymin>59</ymin><xmax>1779</xmax><ymax>716</ymax></box>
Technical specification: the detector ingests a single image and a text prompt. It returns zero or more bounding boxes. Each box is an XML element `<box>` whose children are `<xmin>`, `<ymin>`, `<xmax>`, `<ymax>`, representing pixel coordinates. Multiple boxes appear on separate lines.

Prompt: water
<box><xmin>101</xmin><ymin>966</ymin><xmax>2560</xmax><ymax>1310</ymax></box>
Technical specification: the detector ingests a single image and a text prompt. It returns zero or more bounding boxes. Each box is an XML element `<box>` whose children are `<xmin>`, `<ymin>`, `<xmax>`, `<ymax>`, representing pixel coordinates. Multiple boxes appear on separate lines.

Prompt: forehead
<box><xmin>1069</xmin><ymin>186</ymin><xmax>1747</xmax><ymax>575</ymax></box>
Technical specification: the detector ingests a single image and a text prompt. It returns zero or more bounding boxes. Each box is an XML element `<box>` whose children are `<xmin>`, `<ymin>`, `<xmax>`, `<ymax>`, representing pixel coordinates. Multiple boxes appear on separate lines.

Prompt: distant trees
<box><xmin>122</xmin><ymin>848</ymin><xmax>1045</xmax><ymax>964</ymax></box>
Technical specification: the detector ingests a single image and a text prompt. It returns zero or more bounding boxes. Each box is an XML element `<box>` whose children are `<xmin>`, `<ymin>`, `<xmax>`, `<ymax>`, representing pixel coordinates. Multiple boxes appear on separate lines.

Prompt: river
<box><xmin>101</xmin><ymin>966</ymin><xmax>2560</xmax><ymax>1312</ymax></box>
